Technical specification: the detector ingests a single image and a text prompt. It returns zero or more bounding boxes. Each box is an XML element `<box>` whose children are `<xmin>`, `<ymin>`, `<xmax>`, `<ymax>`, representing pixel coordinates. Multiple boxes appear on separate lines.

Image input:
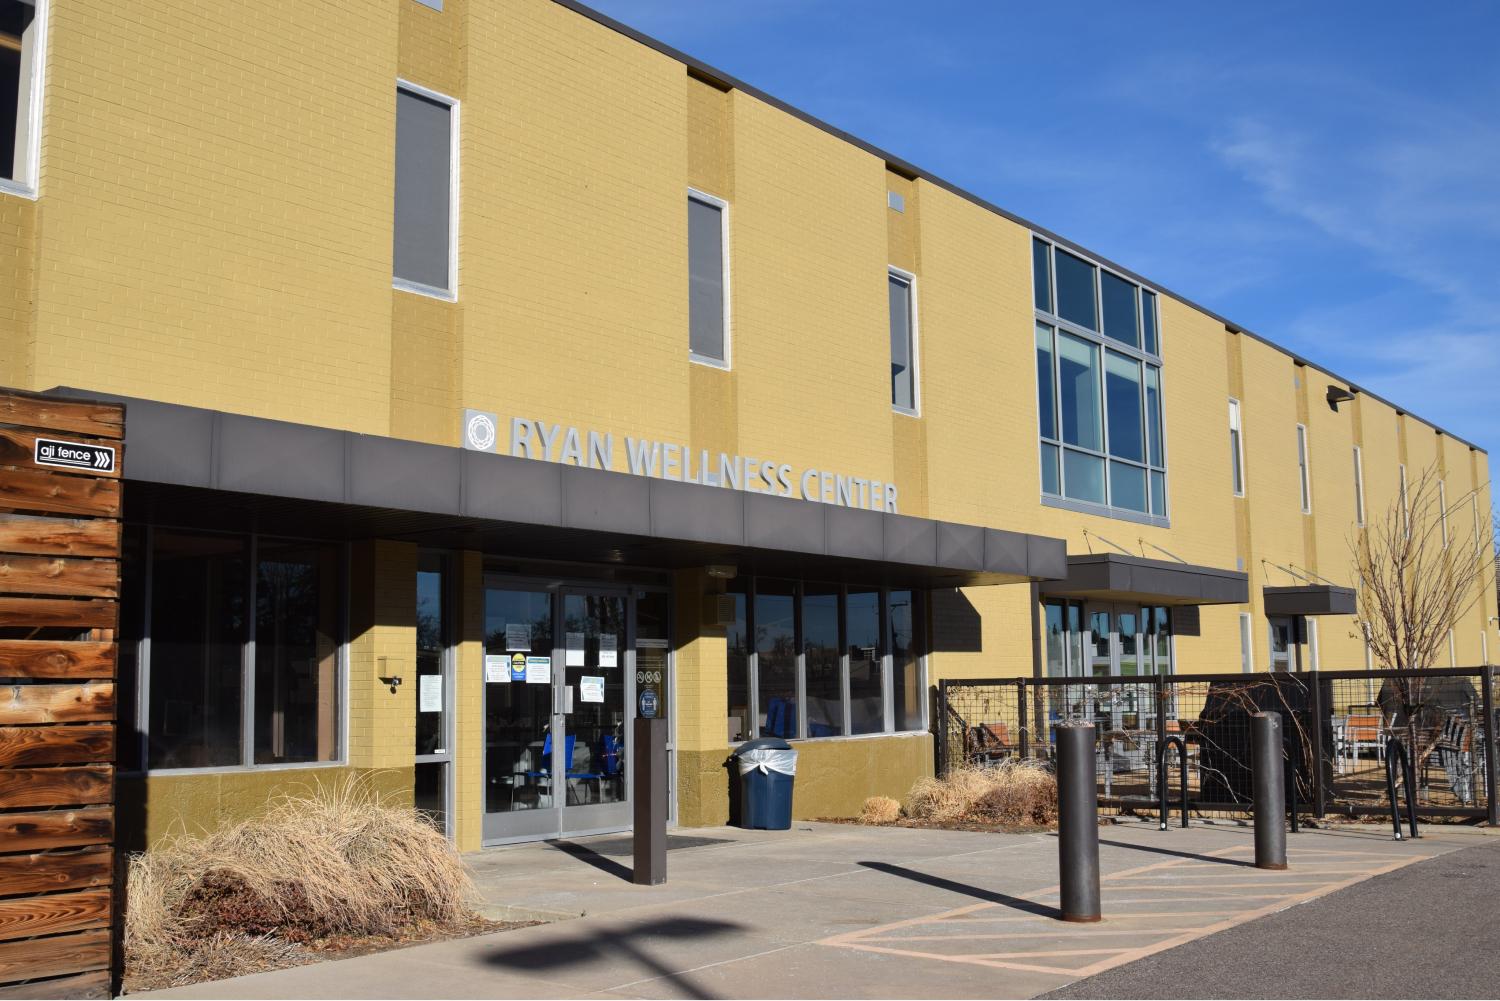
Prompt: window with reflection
<box><xmin>803</xmin><ymin>586</ymin><xmax>843</xmax><ymax>737</ymax></box>
<box><xmin>754</xmin><ymin>580</ymin><xmax>798</xmax><ymax>738</ymax></box>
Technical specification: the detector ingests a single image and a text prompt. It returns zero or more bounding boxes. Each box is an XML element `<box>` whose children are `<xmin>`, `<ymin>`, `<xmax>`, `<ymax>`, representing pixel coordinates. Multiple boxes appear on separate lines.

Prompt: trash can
<box><xmin>732</xmin><ymin>737</ymin><xmax>797</xmax><ymax>830</ymax></box>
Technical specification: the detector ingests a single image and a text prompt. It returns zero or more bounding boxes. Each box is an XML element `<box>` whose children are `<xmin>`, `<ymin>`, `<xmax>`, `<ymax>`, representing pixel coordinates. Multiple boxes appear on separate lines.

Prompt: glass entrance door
<box><xmin>482</xmin><ymin>581</ymin><xmax>640</xmax><ymax>843</ymax></box>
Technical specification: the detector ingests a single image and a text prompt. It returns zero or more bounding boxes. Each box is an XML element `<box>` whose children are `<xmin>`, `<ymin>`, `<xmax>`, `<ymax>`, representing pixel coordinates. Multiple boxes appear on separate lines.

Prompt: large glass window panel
<box><xmin>1144</xmin><ymin>366</ymin><xmax>1163</xmax><ymax>467</ymax></box>
<box><xmin>1116</xmin><ymin>609</ymin><xmax>1140</xmax><ymax>676</ymax></box>
<box><xmin>393</xmin><ymin>87</ymin><xmax>454</xmax><ymax>292</ymax></box>
<box><xmin>1045</xmin><ymin>603</ymin><xmax>1066</xmax><ymax>677</ymax></box>
<box><xmin>1057</xmin><ymin>332</ymin><xmax>1102</xmax><ymax>451</ymax></box>
<box><xmin>755</xmin><ymin>580</ymin><xmax>798</xmax><ymax>738</ymax></box>
<box><xmin>1054</xmin><ymin>248</ymin><xmax>1097</xmax><ymax>330</ymax></box>
<box><xmin>1066</xmin><ymin>603</ymin><xmax>1084</xmax><ymax>677</ymax></box>
<box><xmin>1104</xmin><ymin>350</ymin><xmax>1144</xmax><ymax>462</ymax></box>
<box><xmin>889</xmin><ymin>590</ymin><xmax>924</xmax><ymax>732</ymax></box>
<box><xmin>726</xmin><ymin>581</ymin><xmax>751</xmax><ymax>743</ymax></box>
<box><xmin>1040</xmin><ymin>443</ymin><xmax>1060</xmax><ymax>496</ymax></box>
<box><xmin>1036</xmin><ymin>322</ymin><xmax>1057</xmax><ymax>440</ymax></box>
<box><xmin>563</xmin><ymin>593</ymin><xmax>628</xmax><ymax>806</ymax></box>
<box><xmin>483</xmin><ymin>588</ymin><xmax>554</xmax><ymax>813</ymax></box>
<box><xmin>1063</xmin><ymin>450</ymin><xmax>1105</xmax><ymax>504</ymax></box>
<box><xmin>1032</xmin><ymin>238</ymin><xmax>1052</xmax><ymax>312</ymax></box>
<box><xmin>688</xmin><ymin>195</ymin><xmax>726</xmax><ymax>363</ymax></box>
<box><xmin>148</xmin><ymin>531</ymin><xmax>248</xmax><ymax>769</ymax></box>
<box><xmin>416</xmin><ymin>557</ymin><xmax>446</xmax><ymax>756</ymax></box>
<box><xmin>846</xmin><ymin>589</ymin><xmax>883</xmax><ymax>735</ymax></box>
<box><xmin>1109</xmin><ymin>461</ymin><xmax>1149</xmax><ymax>513</ymax></box>
<box><xmin>1</xmin><ymin>0</ymin><xmax>38</xmax><ymax>186</ymax></box>
<box><xmin>1150</xmin><ymin>470</ymin><xmax>1167</xmax><ymax>516</ymax></box>
<box><xmin>803</xmin><ymin>586</ymin><xmax>843</xmax><ymax>737</ymax></box>
<box><xmin>254</xmin><ymin>539</ymin><xmax>340</xmax><ymax>765</ymax></box>
<box><xmin>414</xmin><ymin>761</ymin><xmax>447</xmax><ymax>832</ymax></box>
<box><xmin>1140</xmin><ymin>289</ymin><xmax>1158</xmax><ymax>355</ymax></box>
<box><xmin>889</xmin><ymin>273</ymin><xmax>916</xmax><ymax>411</ymax></box>
<box><xmin>1100</xmin><ymin>271</ymin><xmax>1139</xmax><ymax>348</ymax></box>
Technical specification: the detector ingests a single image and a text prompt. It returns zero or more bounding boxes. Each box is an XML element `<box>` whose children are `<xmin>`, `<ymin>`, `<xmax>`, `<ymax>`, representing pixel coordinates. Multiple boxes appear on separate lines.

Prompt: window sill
<box><xmin>0</xmin><ymin>178</ymin><xmax>38</xmax><ymax>201</ymax></box>
<box><xmin>727</xmin><ymin>728</ymin><xmax>929</xmax><ymax>748</ymax></box>
<box><xmin>891</xmin><ymin>406</ymin><xmax>921</xmax><ymax>419</ymax></box>
<box><xmin>1041</xmin><ymin>493</ymin><xmax>1169</xmax><ymax>529</ymax></box>
<box><xmin>393</xmin><ymin>277</ymin><xmax>457</xmax><ymax>302</ymax></box>
<box><xmin>689</xmin><ymin>353</ymin><xmax>731</xmax><ymax>371</ymax></box>
<box><xmin>132</xmin><ymin>759</ymin><xmax>347</xmax><ymax>778</ymax></box>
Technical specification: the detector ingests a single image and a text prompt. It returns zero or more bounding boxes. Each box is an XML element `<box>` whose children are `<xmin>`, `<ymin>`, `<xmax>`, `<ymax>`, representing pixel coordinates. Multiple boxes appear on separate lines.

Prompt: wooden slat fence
<box><xmin>0</xmin><ymin>390</ymin><xmax>122</xmax><ymax>999</ymax></box>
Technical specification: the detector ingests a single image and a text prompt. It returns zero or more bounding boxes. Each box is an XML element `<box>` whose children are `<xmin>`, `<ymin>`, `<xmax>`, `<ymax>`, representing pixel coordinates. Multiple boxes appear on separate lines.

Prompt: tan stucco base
<box><xmin>118</xmin><ymin>766</ymin><xmax>413</xmax><ymax>851</ymax></box>
<box><xmin>676</xmin><ymin>733</ymin><xmax>934</xmax><ymax>827</ymax></box>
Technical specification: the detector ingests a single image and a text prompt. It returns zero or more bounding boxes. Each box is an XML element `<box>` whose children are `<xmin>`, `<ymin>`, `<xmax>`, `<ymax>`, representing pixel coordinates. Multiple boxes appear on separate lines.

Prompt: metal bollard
<box><xmin>1056</xmin><ymin>722</ymin><xmax>1101</xmax><ymax>922</ymax></box>
<box><xmin>632</xmin><ymin>717</ymin><xmax>668</xmax><ymax>885</ymax></box>
<box><xmin>1251</xmin><ymin>712</ymin><xmax>1288</xmax><ymax>870</ymax></box>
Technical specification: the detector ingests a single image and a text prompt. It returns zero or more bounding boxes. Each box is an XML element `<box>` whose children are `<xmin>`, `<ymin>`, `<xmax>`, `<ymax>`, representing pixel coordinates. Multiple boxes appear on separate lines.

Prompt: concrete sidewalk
<box><xmin>138</xmin><ymin>820</ymin><xmax>1491</xmax><ymax>999</ymax></box>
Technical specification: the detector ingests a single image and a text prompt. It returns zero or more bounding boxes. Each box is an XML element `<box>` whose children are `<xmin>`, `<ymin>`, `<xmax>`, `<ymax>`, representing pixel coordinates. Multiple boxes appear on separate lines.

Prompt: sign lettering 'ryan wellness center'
<box><xmin>463</xmin><ymin>410</ymin><xmax>899</xmax><ymax>513</ymax></box>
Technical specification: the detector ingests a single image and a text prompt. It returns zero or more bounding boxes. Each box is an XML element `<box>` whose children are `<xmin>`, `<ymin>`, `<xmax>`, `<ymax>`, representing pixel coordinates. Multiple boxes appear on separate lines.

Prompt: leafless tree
<box><xmin>1351</xmin><ymin>464</ymin><xmax>1494</xmax><ymax>760</ymax></box>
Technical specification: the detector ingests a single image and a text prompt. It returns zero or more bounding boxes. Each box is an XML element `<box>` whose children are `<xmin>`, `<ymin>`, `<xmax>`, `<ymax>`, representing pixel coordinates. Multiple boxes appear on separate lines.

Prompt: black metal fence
<box><xmin>937</xmin><ymin>667</ymin><xmax>1499</xmax><ymax>823</ymax></box>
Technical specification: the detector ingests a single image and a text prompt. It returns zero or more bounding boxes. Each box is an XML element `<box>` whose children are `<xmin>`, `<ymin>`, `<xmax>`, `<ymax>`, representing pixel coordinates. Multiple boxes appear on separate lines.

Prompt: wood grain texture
<box><xmin>0</xmin><ymin>726</ymin><xmax>114</xmax><ymax>767</ymax></box>
<box><xmin>0</xmin><ymin>469</ymin><xmax>120</xmax><ymax>518</ymax></box>
<box><xmin>0</xmin><ymin>515</ymin><xmax>119</xmax><ymax>558</ymax></box>
<box><xmin>0</xmin><ymin>929</ymin><xmax>110</xmax><ymax>984</ymax></box>
<box><xmin>0</xmin><ymin>556</ymin><xmax>118</xmax><ymax>598</ymax></box>
<box><xmin>0</xmin><ymin>597</ymin><xmax>117</xmax><ymax>630</ymax></box>
<box><xmin>0</xmin><ymin>809</ymin><xmax>112</xmax><ymax>852</ymax></box>
<box><xmin>0</xmin><ymin>394</ymin><xmax>123</xmax><ymax>440</ymax></box>
<box><xmin>0</xmin><ymin>848</ymin><xmax>112</xmax><ymax>898</ymax></box>
<box><xmin>0</xmin><ymin>890</ymin><xmax>110</xmax><ymax>942</ymax></box>
<box><xmin>0</xmin><ymin>642</ymin><xmax>116</xmax><ymax>679</ymax></box>
<box><xmin>0</xmin><ymin>766</ymin><xmax>113</xmax><ymax>809</ymax></box>
<box><xmin>0</xmin><ymin>969</ymin><xmax>111</xmax><ymax>999</ymax></box>
<box><xmin>0</xmin><ymin>684</ymin><xmax>114</xmax><ymax>724</ymax></box>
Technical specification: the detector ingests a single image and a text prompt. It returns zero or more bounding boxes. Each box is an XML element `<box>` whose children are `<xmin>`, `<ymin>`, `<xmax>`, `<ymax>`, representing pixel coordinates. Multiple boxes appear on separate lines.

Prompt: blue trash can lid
<box><xmin>733</xmin><ymin>736</ymin><xmax>792</xmax><ymax>754</ymax></box>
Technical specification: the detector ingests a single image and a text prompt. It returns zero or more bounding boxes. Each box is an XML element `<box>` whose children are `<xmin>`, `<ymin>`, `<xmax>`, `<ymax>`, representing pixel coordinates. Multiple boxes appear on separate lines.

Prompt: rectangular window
<box><xmin>1229</xmin><ymin>400</ymin><xmax>1244</xmax><ymax>496</ymax></box>
<box><xmin>802</xmin><ymin>585</ymin><xmax>843</xmax><ymax>737</ymax></box>
<box><xmin>688</xmin><ymin>190</ymin><xmax>729</xmax><ymax>366</ymax></box>
<box><xmin>726</xmin><ymin>583</ymin><xmax>750</xmax><ymax>743</ymax></box>
<box><xmin>1</xmin><ymin>0</ymin><xmax>43</xmax><ymax>193</ymax></box>
<box><xmin>145</xmin><ymin>530</ymin><xmax>342</xmax><ymax>771</ymax></box>
<box><xmin>889</xmin><ymin>269</ymin><xmax>918</xmax><ymax>413</ymax></box>
<box><xmin>1352</xmin><ymin>446</ymin><xmax>1365</xmax><ymax>526</ymax></box>
<box><xmin>847</xmin><ymin>588</ymin><xmax>884</xmax><ymax>735</ymax></box>
<box><xmin>1439</xmin><ymin>479</ymin><xmax>1449</xmax><ymax>549</ymax></box>
<box><xmin>889</xmin><ymin>589</ymin><xmax>925</xmax><ymax>732</ymax></box>
<box><xmin>1296</xmin><ymin>424</ymin><xmax>1311</xmax><ymax>514</ymax></box>
<box><xmin>1034</xmin><ymin>237</ymin><xmax>1167</xmax><ymax>520</ymax></box>
<box><xmin>754</xmin><ymin>580</ymin><xmax>798</xmax><ymax>738</ymax></box>
<box><xmin>393</xmin><ymin>82</ymin><xmax>457</xmax><ymax>298</ymax></box>
<box><xmin>1239</xmin><ymin>612</ymin><xmax>1253</xmax><ymax>674</ymax></box>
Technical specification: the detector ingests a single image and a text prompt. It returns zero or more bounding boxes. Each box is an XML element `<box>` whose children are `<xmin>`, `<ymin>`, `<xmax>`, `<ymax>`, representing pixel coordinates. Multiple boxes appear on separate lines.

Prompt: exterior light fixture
<box><xmin>705</xmin><ymin>564</ymin><xmax>737</xmax><ymax>579</ymax></box>
<box><xmin>1326</xmin><ymin>385</ymin><xmax>1357</xmax><ymax>411</ymax></box>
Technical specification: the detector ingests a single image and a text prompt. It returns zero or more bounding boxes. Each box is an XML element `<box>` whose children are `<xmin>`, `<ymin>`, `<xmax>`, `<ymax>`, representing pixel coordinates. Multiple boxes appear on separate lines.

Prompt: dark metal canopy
<box><xmin>1263</xmin><ymin>585</ymin><xmax>1357</xmax><ymax>617</ymax></box>
<box><xmin>57</xmin><ymin>390</ymin><xmax>1069</xmax><ymax>589</ymax></box>
<box><xmin>1038</xmin><ymin>553</ymin><xmax>1248</xmax><ymax>606</ymax></box>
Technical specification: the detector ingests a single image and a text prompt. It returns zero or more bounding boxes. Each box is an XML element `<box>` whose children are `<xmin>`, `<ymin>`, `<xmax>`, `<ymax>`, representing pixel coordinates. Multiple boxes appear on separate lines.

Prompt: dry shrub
<box><xmin>126</xmin><ymin>774</ymin><xmax>476</xmax><ymax>989</ymax></box>
<box><xmin>907</xmin><ymin>761</ymin><xmax>1057</xmax><ymax>827</ymax></box>
<box><xmin>859</xmin><ymin>796</ymin><xmax>901</xmax><ymax>825</ymax></box>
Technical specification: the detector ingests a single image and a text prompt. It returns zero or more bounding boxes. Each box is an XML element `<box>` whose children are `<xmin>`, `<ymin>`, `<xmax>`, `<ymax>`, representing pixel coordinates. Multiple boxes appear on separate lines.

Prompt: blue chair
<box><xmin>527</xmin><ymin>732</ymin><xmax>576</xmax><ymax>777</ymax></box>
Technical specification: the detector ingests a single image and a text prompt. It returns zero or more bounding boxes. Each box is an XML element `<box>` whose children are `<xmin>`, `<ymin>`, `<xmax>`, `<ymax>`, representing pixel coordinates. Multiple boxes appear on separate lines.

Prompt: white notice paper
<box><xmin>599</xmin><ymin>634</ymin><xmax>618</xmax><ymax>668</ymax></box>
<box><xmin>419</xmin><ymin>674</ymin><xmax>443</xmax><ymax>712</ymax></box>
<box><xmin>484</xmin><ymin>655</ymin><xmax>509</xmax><ymax>684</ymax></box>
<box><xmin>566</xmin><ymin>632</ymin><xmax>585</xmax><ymax>667</ymax></box>
<box><xmin>525</xmin><ymin>657</ymin><xmax>552</xmax><ymax>685</ymax></box>
<box><xmin>505</xmin><ymin>623</ymin><xmax>531</xmax><ymax>652</ymax></box>
<box><xmin>580</xmin><ymin>676</ymin><xmax>605</xmax><ymax>703</ymax></box>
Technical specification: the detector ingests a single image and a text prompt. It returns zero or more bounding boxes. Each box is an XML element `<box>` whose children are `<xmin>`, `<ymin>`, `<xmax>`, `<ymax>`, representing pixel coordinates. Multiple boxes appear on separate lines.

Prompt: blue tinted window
<box><xmin>1109</xmin><ymin>462</ymin><xmax>1148</xmax><ymax>512</ymax></box>
<box><xmin>1145</xmin><ymin>366</ymin><xmax>1163</xmax><ymax>467</ymax></box>
<box><xmin>1063</xmin><ymin>450</ymin><xmax>1105</xmax><ymax>504</ymax></box>
<box><xmin>1150</xmin><ymin>470</ymin><xmax>1167</xmax><ymax>515</ymax></box>
<box><xmin>1054</xmin><ymin>249</ymin><xmax>1096</xmax><ymax>330</ymax></box>
<box><xmin>1036</xmin><ymin>323</ymin><xmax>1056</xmax><ymax>440</ymax></box>
<box><xmin>1105</xmin><ymin>350</ymin><xmax>1144</xmax><ymax>463</ymax></box>
<box><xmin>1033</xmin><ymin>239</ymin><xmax>1052</xmax><ymax>312</ymax></box>
<box><xmin>1141</xmin><ymin>290</ymin><xmax>1158</xmax><ymax>355</ymax></box>
<box><xmin>1041</xmin><ymin>443</ymin><xmax>1060</xmax><ymax>495</ymax></box>
<box><xmin>1057</xmin><ymin>332</ymin><xmax>1102</xmax><ymax>451</ymax></box>
<box><xmin>1101</xmin><ymin>271</ymin><xmax>1139</xmax><ymax>348</ymax></box>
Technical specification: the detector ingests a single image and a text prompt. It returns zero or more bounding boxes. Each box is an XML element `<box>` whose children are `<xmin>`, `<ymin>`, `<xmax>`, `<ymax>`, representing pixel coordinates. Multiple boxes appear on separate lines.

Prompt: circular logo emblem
<box><xmin>639</xmin><ymin>690</ymin><xmax>659</xmax><ymax>719</ymax></box>
<box><xmin>465</xmin><ymin>412</ymin><xmax>497</xmax><ymax>452</ymax></box>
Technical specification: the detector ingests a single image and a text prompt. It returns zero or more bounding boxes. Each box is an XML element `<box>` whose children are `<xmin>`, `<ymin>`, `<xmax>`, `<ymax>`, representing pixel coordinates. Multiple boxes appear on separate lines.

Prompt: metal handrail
<box><xmin>1158</xmin><ymin>734</ymin><xmax>1188</xmax><ymax>830</ymax></box>
<box><xmin>1385</xmin><ymin>736</ymin><xmax>1420</xmax><ymax>841</ymax></box>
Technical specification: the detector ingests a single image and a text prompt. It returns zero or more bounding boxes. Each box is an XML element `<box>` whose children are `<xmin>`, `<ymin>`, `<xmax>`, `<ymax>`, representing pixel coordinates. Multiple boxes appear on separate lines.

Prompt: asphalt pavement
<box><xmin>1045</xmin><ymin>836</ymin><xmax>1500</xmax><ymax>999</ymax></box>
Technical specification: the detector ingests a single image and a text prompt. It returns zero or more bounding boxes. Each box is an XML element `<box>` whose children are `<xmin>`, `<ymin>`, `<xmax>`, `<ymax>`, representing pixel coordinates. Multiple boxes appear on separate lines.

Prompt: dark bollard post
<box><xmin>1251</xmin><ymin>712</ymin><xmax>1288</xmax><ymax>870</ymax></box>
<box><xmin>632</xmin><ymin>717</ymin><xmax>668</xmax><ymax>885</ymax></box>
<box><xmin>1056</xmin><ymin>722</ymin><xmax>1101</xmax><ymax>922</ymax></box>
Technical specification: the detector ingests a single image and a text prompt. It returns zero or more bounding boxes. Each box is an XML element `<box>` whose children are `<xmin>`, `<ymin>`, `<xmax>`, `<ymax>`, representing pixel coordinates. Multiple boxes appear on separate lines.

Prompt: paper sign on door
<box><xmin>565</xmin><ymin>632</ymin><xmax>585</xmax><ymax>666</ymax></box>
<box><xmin>484</xmin><ymin>655</ymin><xmax>509</xmax><ymax>684</ymax></box>
<box><xmin>419</xmin><ymin>674</ymin><xmax>443</xmax><ymax>712</ymax></box>
<box><xmin>525</xmin><ymin>656</ymin><xmax>552</xmax><ymax>685</ymax></box>
<box><xmin>599</xmin><ymin>634</ymin><xmax>618</xmax><ymax>668</ymax></box>
<box><xmin>505</xmin><ymin>623</ymin><xmax>530</xmax><ymax>652</ymax></box>
<box><xmin>580</xmin><ymin>676</ymin><xmax>605</xmax><ymax>703</ymax></box>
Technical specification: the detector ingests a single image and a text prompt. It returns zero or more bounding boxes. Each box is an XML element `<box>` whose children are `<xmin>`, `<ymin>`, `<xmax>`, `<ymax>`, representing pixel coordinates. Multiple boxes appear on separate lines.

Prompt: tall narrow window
<box><xmin>1352</xmin><ymin>446</ymin><xmax>1365</xmax><ymax>526</ymax></box>
<box><xmin>889</xmin><ymin>269</ymin><xmax>918</xmax><ymax>414</ymax></box>
<box><xmin>1296</xmin><ymin>424</ymin><xmax>1311</xmax><ymax>514</ymax></box>
<box><xmin>1036</xmin><ymin>324</ymin><xmax>1059</xmax><ymax>494</ymax></box>
<box><xmin>802</xmin><ymin>585</ymin><xmax>843</xmax><ymax>737</ymax></box>
<box><xmin>1399</xmin><ymin>464</ymin><xmax>1409</xmax><ymax>538</ymax></box>
<box><xmin>0</xmin><ymin>0</ymin><xmax>43</xmax><ymax>193</ymax></box>
<box><xmin>393</xmin><ymin>82</ymin><xmax>457</xmax><ymax>298</ymax></box>
<box><xmin>1228</xmin><ymin>400</ymin><xmax>1244</xmax><ymax>496</ymax></box>
<box><xmin>1238</xmin><ymin>612</ymin><xmax>1253</xmax><ymax>674</ymax></box>
<box><xmin>688</xmin><ymin>190</ymin><xmax>729</xmax><ymax>366</ymax></box>
<box><xmin>754</xmin><ymin>580</ymin><xmax>797</xmax><ymax>738</ymax></box>
<box><xmin>1439</xmin><ymin>479</ymin><xmax>1449</xmax><ymax>549</ymax></box>
<box><xmin>846</xmin><ymin>589</ymin><xmax>883</xmax><ymax>735</ymax></box>
<box><xmin>253</xmin><ymin>539</ymin><xmax>340</xmax><ymax>764</ymax></box>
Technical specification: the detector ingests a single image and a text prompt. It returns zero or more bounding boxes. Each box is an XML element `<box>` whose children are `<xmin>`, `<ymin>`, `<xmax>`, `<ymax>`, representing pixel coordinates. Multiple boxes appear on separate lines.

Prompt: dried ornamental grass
<box><xmin>125</xmin><ymin>774</ymin><xmax>477</xmax><ymax>989</ymax></box>
<box><xmin>859</xmin><ymin>796</ymin><xmax>901</xmax><ymax>825</ymax></box>
<box><xmin>906</xmin><ymin>761</ymin><xmax>1058</xmax><ymax>827</ymax></box>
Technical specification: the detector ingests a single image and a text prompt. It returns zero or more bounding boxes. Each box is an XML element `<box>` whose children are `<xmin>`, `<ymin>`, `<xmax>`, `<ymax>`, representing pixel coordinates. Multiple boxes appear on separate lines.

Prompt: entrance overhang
<box><xmin>58</xmin><ymin>391</ymin><xmax>1068</xmax><ymax>588</ymax></box>
<box><xmin>1038</xmin><ymin>553</ymin><xmax>1248</xmax><ymax>606</ymax></box>
<box><xmin>1263</xmin><ymin>584</ymin><xmax>1356</xmax><ymax>617</ymax></box>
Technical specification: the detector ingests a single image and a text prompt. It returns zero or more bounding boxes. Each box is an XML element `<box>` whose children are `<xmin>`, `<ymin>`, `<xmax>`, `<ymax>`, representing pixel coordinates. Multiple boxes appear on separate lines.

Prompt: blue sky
<box><xmin>587</xmin><ymin>0</ymin><xmax>1500</xmax><ymax>454</ymax></box>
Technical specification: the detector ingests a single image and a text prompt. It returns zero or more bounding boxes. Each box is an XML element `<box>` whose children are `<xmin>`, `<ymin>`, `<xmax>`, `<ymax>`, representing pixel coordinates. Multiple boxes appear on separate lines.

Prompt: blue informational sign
<box><xmin>639</xmin><ymin>689</ymin><xmax>659</xmax><ymax>718</ymax></box>
<box><xmin>509</xmin><ymin>652</ymin><xmax>526</xmax><ymax>682</ymax></box>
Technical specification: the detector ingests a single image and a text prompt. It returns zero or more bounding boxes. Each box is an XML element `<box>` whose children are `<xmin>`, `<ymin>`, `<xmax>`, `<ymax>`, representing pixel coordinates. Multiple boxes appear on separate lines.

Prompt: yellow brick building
<box><xmin>0</xmin><ymin>0</ymin><xmax>1491</xmax><ymax>850</ymax></box>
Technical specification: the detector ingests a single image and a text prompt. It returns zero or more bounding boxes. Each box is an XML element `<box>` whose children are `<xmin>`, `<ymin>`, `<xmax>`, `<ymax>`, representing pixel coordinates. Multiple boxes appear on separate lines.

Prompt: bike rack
<box><xmin>1158</xmin><ymin>734</ymin><xmax>1188</xmax><ymax>830</ymax></box>
<box><xmin>1384</xmin><ymin>736</ymin><xmax>1420</xmax><ymax>841</ymax></box>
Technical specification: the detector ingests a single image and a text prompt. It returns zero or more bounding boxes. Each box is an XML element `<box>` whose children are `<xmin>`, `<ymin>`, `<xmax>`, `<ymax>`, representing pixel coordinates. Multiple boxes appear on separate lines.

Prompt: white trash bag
<box><xmin>736</xmin><ymin>746</ymin><xmax>797</xmax><ymax>777</ymax></box>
